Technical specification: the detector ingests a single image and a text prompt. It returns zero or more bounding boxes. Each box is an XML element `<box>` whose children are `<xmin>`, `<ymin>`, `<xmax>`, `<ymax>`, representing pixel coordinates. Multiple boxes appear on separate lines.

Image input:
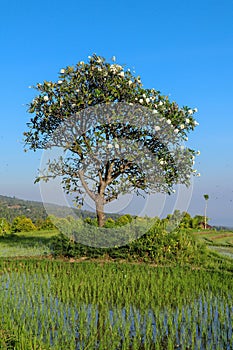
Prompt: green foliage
<box><xmin>0</xmin><ymin>218</ymin><xmax>11</xmax><ymax>236</ymax></box>
<box><xmin>115</xmin><ymin>214</ymin><xmax>133</xmax><ymax>226</ymax></box>
<box><xmin>51</xmin><ymin>220</ymin><xmax>206</xmax><ymax>265</ymax></box>
<box><xmin>36</xmin><ymin>216</ymin><xmax>56</xmax><ymax>230</ymax></box>
<box><xmin>0</xmin><ymin>326</ymin><xmax>18</xmax><ymax>349</ymax></box>
<box><xmin>191</xmin><ymin>215</ymin><xmax>208</xmax><ymax>228</ymax></box>
<box><xmin>11</xmin><ymin>216</ymin><xmax>36</xmax><ymax>233</ymax></box>
<box><xmin>103</xmin><ymin>217</ymin><xmax>115</xmax><ymax>228</ymax></box>
<box><xmin>84</xmin><ymin>217</ymin><xmax>98</xmax><ymax>226</ymax></box>
<box><xmin>24</xmin><ymin>54</ymin><xmax>199</xmax><ymax>226</ymax></box>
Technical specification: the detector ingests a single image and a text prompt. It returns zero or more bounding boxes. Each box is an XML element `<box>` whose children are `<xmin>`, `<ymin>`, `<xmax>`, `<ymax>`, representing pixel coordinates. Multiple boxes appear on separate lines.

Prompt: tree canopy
<box><xmin>24</xmin><ymin>54</ymin><xmax>200</xmax><ymax>226</ymax></box>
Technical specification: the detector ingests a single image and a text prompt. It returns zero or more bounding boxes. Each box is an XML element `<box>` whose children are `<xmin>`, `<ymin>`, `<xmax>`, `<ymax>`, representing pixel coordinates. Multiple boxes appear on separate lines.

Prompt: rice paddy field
<box><xmin>193</xmin><ymin>229</ymin><xmax>233</xmax><ymax>259</ymax></box>
<box><xmin>0</xmin><ymin>258</ymin><xmax>233</xmax><ymax>349</ymax></box>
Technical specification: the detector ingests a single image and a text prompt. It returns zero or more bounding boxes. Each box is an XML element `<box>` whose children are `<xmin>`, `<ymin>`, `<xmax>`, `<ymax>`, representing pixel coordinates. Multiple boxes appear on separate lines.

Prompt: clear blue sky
<box><xmin>0</xmin><ymin>0</ymin><xmax>233</xmax><ymax>226</ymax></box>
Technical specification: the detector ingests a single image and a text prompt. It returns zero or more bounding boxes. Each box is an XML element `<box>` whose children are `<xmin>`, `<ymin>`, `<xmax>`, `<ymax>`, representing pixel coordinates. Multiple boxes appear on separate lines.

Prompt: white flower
<box><xmin>96</xmin><ymin>57</ymin><xmax>102</xmax><ymax>63</ymax></box>
<box><xmin>111</xmin><ymin>56</ymin><xmax>116</xmax><ymax>62</ymax></box>
<box><xmin>194</xmin><ymin>120</ymin><xmax>199</xmax><ymax>126</ymax></box>
<box><xmin>166</xmin><ymin>119</ymin><xmax>171</xmax><ymax>125</ymax></box>
<box><xmin>71</xmin><ymin>103</ymin><xmax>76</xmax><ymax>108</ymax></box>
<box><xmin>97</xmin><ymin>67</ymin><xmax>102</xmax><ymax>72</ymax></box>
<box><xmin>145</xmin><ymin>98</ymin><xmax>150</xmax><ymax>104</ymax></box>
<box><xmin>139</xmin><ymin>98</ymin><xmax>144</xmax><ymax>104</ymax></box>
<box><xmin>135</xmin><ymin>97</ymin><xmax>138</xmax><ymax>101</ymax></box>
<box><xmin>88</xmin><ymin>55</ymin><xmax>92</xmax><ymax>59</ymax></box>
<box><xmin>185</xmin><ymin>118</ymin><xmax>190</xmax><ymax>124</ymax></box>
<box><xmin>142</xmin><ymin>94</ymin><xmax>146</xmax><ymax>98</ymax></box>
<box><xmin>79</xmin><ymin>61</ymin><xmax>85</xmax><ymax>65</ymax></box>
<box><xmin>115</xmin><ymin>143</ymin><xmax>119</xmax><ymax>149</ymax></box>
<box><xmin>28</xmin><ymin>85</ymin><xmax>32</xmax><ymax>89</ymax></box>
<box><xmin>188</xmin><ymin>109</ymin><xmax>193</xmax><ymax>115</ymax></box>
<box><xmin>158</xmin><ymin>101</ymin><xmax>163</xmax><ymax>106</ymax></box>
<box><xmin>75</xmin><ymin>89</ymin><xmax>80</xmax><ymax>93</ymax></box>
<box><xmin>107</xmin><ymin>144</ymin><xmax>113</xmax><ymax>149</ymax></box>
<box><xmin>118</xmin><ymin>71</ymin><xmax>124</xmax><ymax>77</ymax></box>
<box><xmin>128</xmin><ymin>80</ymin><xmax>133</xmax><ymax>86</ymax></box>
<box><xmin>196</xmin><ymin>173</ymin><xmax>201</xmax><ymax>177</ymax></box>
<box><xmin>159</xmin><ymin>160</ymin><xmax>164</xmax><ymax>165</ymax></box>
<box><xmin>174</xmin><ymin>129</ymin><xmax>179</xmax><ymax>134</ymax></box>
<box><xmin>196</xmin><ymin>150</ymin><xmax>201</xmax><ymax>155</ymax></box>
<box><xmin>193</xmin><ymin>107</ymin><xmax>198</xmax><ymax>112</ymax></box>
<box><xmin>43</xmin><ymin>96</ymin><xmax>49</xmax><ymax>101</ymax></box>
<box><xmin>60</xmin><ymin>69</ymin><xmax>65</xmax><ymax>74</ymax></box>
<box><xmin>184</xmin><ymin>137</ymin><xmax>188</xmax><ymax>141</ymax></box>
<box><xmin>152</xmin><ymin>109</ymin><xmax>158</xmax><ymax>114</ymax></box>
<box><xmin>154</xmin><ymin>126</ymin><xmax>161</xmax><ymax>131</ymax></box>
<box><xmin>57</xmin><ymin>80</ymin><xmax>63</xmax><ymax>84</ymax></box>
<box><xmin>180</xmin><ymin>124</ymin><xmax>185</xmax><ymax>129</ymax></box>
<box><xmin>193</xmin><ymin>169</ymin><xmax>197</xmax><ymax>173</ymax></box>
<box><xmin>110</xmin><ymin>64</ymin><xmax>123</xmax><ymax>73</ymax></box>
<box><xmin>172</xmin><ymin>189</ymin><xmax>176</xmax><ymax>193</ymax></box>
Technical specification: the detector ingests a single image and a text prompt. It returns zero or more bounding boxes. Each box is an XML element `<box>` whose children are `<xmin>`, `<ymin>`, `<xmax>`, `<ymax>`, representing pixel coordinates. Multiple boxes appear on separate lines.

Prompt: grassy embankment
<box><xmin>1</xmin><ymin>227</ymin><xmax>233</xmax><ymax>261</ymax></box>
<box><xmin>192</xmin><ymin>229</ymin><xmax>233</xmax><ymax>258</ymax></box>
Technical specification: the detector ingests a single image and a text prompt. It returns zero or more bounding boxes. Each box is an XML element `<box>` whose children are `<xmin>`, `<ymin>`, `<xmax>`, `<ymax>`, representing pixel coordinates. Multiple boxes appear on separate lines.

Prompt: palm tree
<box><xmin>203</xmin><ymin>194</ymin><xmax>209</xmax><ymax>229</ymax></box>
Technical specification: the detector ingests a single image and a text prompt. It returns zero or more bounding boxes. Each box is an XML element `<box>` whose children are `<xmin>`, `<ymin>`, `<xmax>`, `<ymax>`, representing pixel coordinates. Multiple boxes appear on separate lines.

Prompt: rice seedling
<box><xmin>0</xmin><ymin>259</ymin><xmax>232</xmax><ymax>349</ymax></box>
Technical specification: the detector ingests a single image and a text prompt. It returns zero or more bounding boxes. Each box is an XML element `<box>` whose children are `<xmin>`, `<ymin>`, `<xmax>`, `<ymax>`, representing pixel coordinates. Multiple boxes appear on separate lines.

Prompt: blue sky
<box><xmin>0</xmin><ymin>0</ymin><xmax>233</xmax><ymax>226</ymax></box>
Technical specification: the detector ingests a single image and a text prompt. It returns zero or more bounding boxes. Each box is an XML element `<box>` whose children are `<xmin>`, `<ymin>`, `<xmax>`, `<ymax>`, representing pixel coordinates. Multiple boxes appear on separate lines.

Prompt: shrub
<box><xmin>11</xmin><ymin>216</ymin><xmax>36</xmax><ymax>232</ymax></box>
<box><xmin>0</xmin><ymin>218</ymin><xmax>11</xmax><ymax>235</ymax></box>
<box><xmin>36</xmin><ymin>216</ymin><xmax>56</xmax><ymax>230</ymax></box>
<box><xmin>51</xmin><ymin>221</ymin><xmax>206</xmax><ymax>265</ymax></box>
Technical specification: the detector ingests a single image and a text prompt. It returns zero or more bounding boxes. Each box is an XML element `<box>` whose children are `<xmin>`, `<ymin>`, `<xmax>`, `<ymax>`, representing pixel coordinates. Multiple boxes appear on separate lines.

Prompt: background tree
<box><xmin>203</xmin><ymin>194</ymin><xmax>209</xmax><ymax>229</ymax></box>
<box><xmin>11</xmin><ymin>216</ymin><xmax>36</xmax><ymax>233</ymax></box>
<box><xmin>24</xmin><ymin>54</ymin><xmax>199</xmax><ymax>227</ymax></box>
<box><xmin>0</xmin><ymin>218</ymin><xmax>11</xmax><ymax>236</ymax></box>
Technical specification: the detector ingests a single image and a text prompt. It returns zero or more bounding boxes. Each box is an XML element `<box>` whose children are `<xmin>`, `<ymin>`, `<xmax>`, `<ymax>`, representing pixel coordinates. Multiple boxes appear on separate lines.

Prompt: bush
<box><xmin>0</xmin><ymin>218</ymin><xmax>11</xmax><ymax>235</ymax></box>
<box><xmin>11</xmin><ymin>216</ymin><xmax>36</xmax><ymax>232</ymax></box>
<box><xmin>51</xmin><ymin>221</ymin><xmax>206</xmax><ymax>265</ymax></box>
<box><xmin>36</xmin><ymin>216</ymin><xmax>56</xmax><ymax>230</ymax></box>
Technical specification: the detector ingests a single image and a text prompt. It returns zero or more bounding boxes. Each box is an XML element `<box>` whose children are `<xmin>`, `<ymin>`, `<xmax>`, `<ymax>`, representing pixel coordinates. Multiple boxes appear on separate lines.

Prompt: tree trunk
<box><xmin>96</xmin><ymin>196</ymin><xmax>105</xmax><ymax>227</ymax></box>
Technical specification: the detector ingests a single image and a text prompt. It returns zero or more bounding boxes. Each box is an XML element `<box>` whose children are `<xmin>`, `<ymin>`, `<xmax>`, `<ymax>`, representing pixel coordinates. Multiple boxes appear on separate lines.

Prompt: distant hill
<box><xmin>213</xmin><ymin>225</ymin><xmax>233</xmax><ymax>231</ymax></box>
<box><xmin>0</xmin><ymin>195</ymin><xmax>96</xmax><ymax>223</ymax></box>
<box><xmin>0</xmin><ymin>195</ymin><xmax>120</xmax><ymax>223</ymax></box>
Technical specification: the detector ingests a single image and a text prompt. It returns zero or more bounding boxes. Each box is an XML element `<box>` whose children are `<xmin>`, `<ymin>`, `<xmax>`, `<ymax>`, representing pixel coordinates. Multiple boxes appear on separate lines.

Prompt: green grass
<box><xmin>0</xmin><ymin>229</ymin><xmax>58</xmax><ymax>257</ymax></box>
<box><xmin>192</xmin><ymin>229</ymin><xmax>233</xmax><ymax>258</ymax></box>
<box><xmin>1</xmin><ymin>228</ymin><xmax>233</xmax><ymax>262</ymax></box>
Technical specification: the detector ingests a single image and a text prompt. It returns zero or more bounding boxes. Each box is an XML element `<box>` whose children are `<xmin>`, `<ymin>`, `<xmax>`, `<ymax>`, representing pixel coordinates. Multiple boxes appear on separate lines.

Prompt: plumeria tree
<box><xmin>24</xmin><ymin>54</ymin><xmax>200</xmax><ymax>227</ymax></box>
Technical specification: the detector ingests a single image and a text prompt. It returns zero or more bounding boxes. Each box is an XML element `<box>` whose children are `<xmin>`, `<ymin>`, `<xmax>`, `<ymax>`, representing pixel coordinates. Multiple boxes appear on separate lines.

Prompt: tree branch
<box><xmin>78</xmin><ymin>170</ymin><xmax>96</xmax><ymax>201</ymax></box>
